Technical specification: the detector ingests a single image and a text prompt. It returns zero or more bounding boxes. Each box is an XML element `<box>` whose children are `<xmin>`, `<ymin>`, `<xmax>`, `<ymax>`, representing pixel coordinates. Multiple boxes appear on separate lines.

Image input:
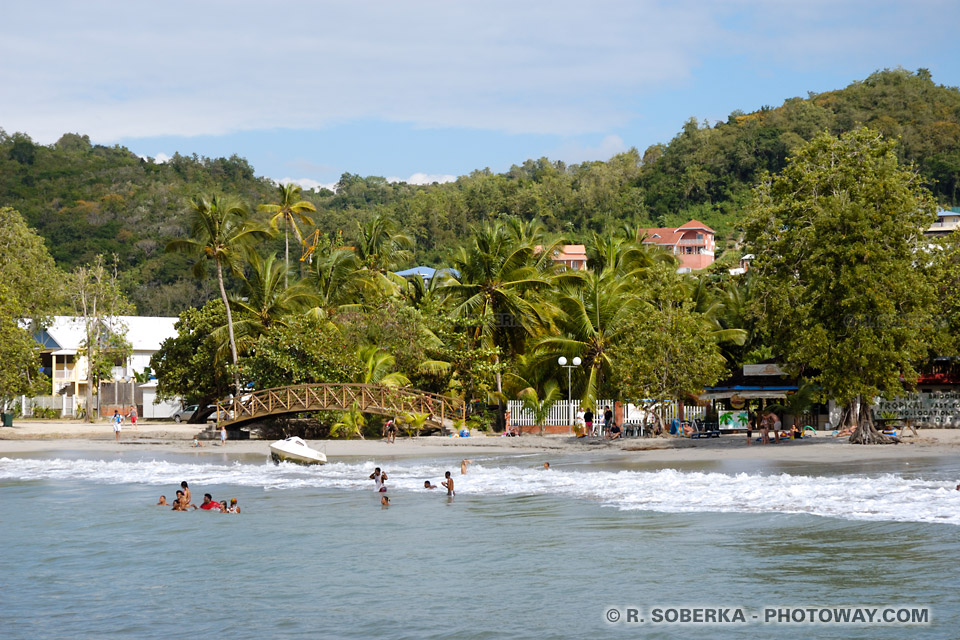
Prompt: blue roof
<box><xmin>395</xmin><ymin>266</ymin><xmax>460</xmax><ymax>279</ymax></box>
<box><xmin>703</xmin><ymin>385</ymin><xmax>798</xmax><ymax>391</ymax></box>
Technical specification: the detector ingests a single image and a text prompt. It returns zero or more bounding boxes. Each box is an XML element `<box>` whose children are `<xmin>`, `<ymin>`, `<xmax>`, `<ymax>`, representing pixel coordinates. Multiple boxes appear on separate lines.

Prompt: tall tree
<box><xmin>151</xmin><ymin>299</ymin><xmax>233</xmax><ymax>415</ymax></box>
<box><xmin>0</xmin><ymin>207</ymin><xmax>63</xmax><ymax>412</ymax></box>
<box><xmin>609</xmin><ymin>270</ymin><xmax>727</xmax><ymax>432</ymax></box>
<box><xmin>224</xmin><ymin>252</ymin><xmax>320</xmax><ymax>354</ymax></box>
<box><xmin>166</xmin><ymin>195</ymin><xmax>269</xmax><ymax>395</ymax></box>
<box><xmin>69</xmin><ymin>255</ymin><xmax>134</xmax><ymax>422</ymax></box>
<box><xmin>258</xmin><ymin>183</ymin><xmax>317</xmax><ymax>287</ymax></box>
<box><xmin>743</xmin><ymin>128</ymin><xmax>939</xmax><ymax>443</ymax></box>
<box><xmin>353</xmin><ymin>213</ymin><xmax>414</xmax><ymax>273</ymax></box>
<box><xmin>441</xmin><ymin>220</ymin><xmax>559</xmax><ymax>398</ymax></box>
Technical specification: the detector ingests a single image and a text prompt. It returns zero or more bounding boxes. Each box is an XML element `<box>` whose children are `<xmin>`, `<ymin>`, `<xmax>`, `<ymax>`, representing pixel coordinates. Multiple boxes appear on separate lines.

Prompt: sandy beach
<box><xmin>3</xmin><ymin>419</ymin><xmax>960</xmax><ymax>464</ymax></box>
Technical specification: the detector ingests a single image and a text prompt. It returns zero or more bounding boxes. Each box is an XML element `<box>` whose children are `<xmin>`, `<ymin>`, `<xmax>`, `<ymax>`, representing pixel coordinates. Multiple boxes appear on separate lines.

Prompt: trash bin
<box><xmin>1</xmin><ymin>413</ymin><xmax>12</xmax><ymax>427</ymax></box>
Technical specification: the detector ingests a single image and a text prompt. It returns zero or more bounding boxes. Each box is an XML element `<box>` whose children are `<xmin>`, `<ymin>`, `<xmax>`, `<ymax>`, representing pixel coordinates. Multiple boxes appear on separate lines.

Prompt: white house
<box><xmin>35</xmin><ymin>316</ymin><xmax>180</xmax><ymax>417</ymax></box>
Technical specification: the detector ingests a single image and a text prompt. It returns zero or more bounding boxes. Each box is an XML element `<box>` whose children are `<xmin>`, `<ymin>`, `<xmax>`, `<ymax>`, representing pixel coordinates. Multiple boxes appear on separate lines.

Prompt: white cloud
<box><xmin>0</xmin><ymin>1</ymin><xmax>713</xmax><ymax>142</ymax></box>
<box><xmin>549</xmin><ymin>135</ymin><xmax>628</xmax><ymax>165</ymax></box>
<box><xmin>0</xmin><ymin>1</ymin><xmax>955</xmax><ymax>145</ymax></box>
<box><xmin>387</xmin><ymin>173</ymin><xmax>457</xmax><ymax>185</ymax></box>
<box><xmin>273</xmin><ymin>177</ymin><xmax>338</xmax><ymax>192</ymax></box>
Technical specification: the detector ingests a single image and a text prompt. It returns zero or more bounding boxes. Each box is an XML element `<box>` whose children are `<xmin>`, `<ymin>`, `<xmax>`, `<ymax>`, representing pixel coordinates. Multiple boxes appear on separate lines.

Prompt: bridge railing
<box><xmin>217</xmin><ymin>383</ymin><xmax>465</xmax><ymax>427</ymax></box>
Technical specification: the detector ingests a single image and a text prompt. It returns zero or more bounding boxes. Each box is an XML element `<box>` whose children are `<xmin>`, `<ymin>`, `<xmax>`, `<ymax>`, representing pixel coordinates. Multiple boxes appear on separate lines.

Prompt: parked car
<box><xmin>172</xmin><ymin>405</ymin><xmax>200</xmax><ymax>423</ymax></box>
<box><xmin>172</xmin><ymin>404</ymin><xmax>230</xmax><ymax>423</ymax></box>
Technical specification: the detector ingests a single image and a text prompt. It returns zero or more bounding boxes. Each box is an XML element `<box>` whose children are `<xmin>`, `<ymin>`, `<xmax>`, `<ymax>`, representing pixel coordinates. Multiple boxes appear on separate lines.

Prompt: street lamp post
<box><xmin>558</xmin><ymin>356</ymin><xmax>582</xmax><ymax>428</ymax></box>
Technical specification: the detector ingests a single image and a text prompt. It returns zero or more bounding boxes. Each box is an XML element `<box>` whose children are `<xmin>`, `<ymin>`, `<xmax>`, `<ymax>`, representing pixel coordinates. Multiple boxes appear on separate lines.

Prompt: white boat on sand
<box><xmin>269</xmin><ymin>437</ymin><xmax>327</xmax><ymax>465</ymax></box>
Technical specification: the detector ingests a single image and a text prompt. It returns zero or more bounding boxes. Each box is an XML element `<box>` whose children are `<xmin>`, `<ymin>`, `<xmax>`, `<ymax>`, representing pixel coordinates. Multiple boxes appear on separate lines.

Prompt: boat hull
<box><xmin>269</xmin><ymin>438</ymin><xmax>327</xmax><ymax>465</ymax></box>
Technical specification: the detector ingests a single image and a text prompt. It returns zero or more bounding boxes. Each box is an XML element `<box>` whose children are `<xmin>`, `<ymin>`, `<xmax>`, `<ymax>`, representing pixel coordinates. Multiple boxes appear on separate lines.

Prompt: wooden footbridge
<box><xmin>216</xmin><ymin>383</ymin><xmax>465</xmax><ymax>430</ymax></box>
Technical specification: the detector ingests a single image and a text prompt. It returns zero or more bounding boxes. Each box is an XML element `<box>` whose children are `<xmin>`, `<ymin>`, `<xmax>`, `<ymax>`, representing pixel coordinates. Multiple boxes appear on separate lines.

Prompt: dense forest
<box><xmin>2</xmin><ymin>67</ymin><xmax>959</xmax><ymax>316</ymax></box>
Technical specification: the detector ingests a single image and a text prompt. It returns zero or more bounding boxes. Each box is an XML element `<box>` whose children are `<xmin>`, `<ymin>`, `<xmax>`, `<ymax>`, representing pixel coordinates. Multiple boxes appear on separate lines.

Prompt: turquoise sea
<box><xmin>1</xmin><ymin>450</ymin><xmax>959</xmax><ymax>639</ymax></box>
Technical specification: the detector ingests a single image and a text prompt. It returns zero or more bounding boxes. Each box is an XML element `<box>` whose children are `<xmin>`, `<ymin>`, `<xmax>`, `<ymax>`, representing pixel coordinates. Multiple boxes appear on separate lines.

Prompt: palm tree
<box><xmin>354</xmin><ymin>213</ymin><xmax>414</xmax><ymax>273</ymax></box>
<box><xmin>356</xmin><ymin>345</ymin><xmax>410</xmax><ymax>387</ymax></box>
<box><xmin>533</xmin><ymin>269</ymin><xmax>644</xmax><ymax>404</ymax></box>
<box><xmin>518</xmin><ymin>380</ymin><xmax>563</xmax><ymax>436</ymax></box>
<box><xmin>166</xmin><ymin>194</ymin><xmax>269</xmax><ymax>395</ymax></box>
<box><xmin>258</xmin><ymin>183</ymin><xmax>316</xmax><ymax>287</ymax></box>
<box><xmin>309</xmin><ymin>243</ymin><xmax>399</xmax><ymax>315</ymax></box>
<box><xmin>222</xmin><ymin>252</ymin><xmax>320</xmax><ymax>354</ymax></box>
<box><xmin>440</xmin><ymin>220</ymin><xmax>559</xmax><ymax>397</ymax></box>
<box><xmin>331</xmin><ymin>404</ymin><xmax>366</xmax><ymax>439</ymax></box>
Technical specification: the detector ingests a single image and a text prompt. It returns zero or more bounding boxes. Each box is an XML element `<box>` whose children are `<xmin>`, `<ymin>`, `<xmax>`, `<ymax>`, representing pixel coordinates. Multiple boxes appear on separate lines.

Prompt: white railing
<box><xmin>20</xmin><ymin>395</ymin><xmax>79</xmax><ymax>417</ymax></box>
<box><xmin>54</xmin><ymin>369</ymin><xmax>76</xmax><ymax>381</ymax></box>
<box><xmin>506</xmin><ymin>399</ymin><xmax>705</xmax><ymax>428</ymax></box>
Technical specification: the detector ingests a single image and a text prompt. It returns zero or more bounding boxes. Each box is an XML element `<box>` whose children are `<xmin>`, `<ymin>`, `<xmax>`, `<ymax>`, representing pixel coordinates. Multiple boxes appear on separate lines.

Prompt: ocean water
<box><xmin>1</xmin><ymin>450</ymin><xmax>959</xmax><ymax>639</ymax></box>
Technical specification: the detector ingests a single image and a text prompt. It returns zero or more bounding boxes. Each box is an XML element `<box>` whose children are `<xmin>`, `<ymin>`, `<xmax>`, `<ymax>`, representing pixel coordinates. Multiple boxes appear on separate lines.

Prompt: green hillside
<box><xmin>2</xmin><ymin>67</ymin><xmax>958</xmax><ymax>314</ymax></box>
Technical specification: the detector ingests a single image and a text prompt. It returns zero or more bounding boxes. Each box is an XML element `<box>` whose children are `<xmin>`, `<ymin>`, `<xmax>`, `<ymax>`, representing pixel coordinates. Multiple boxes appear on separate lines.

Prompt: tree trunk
<box><xmin>284</xmin><ymin>224</ymin><xmax>290</xmax><ymax>289</ymax></box>
<box><xmin>848</xmin><ymin>395</ymin><xmax>898</xmax><ymax>444</ymax></box>
<box><xmin>217</xmin><ymin>259</ymin><xmax>242</xmax><ymax>397</ymax></box>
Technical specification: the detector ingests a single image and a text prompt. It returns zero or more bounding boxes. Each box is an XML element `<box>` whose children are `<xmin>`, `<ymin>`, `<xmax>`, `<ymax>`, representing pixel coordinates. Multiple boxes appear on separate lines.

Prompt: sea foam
<box><xmin>1</xmin><ymin>456</ymin><xmax>957</xmax><ymax>525</ymax></box>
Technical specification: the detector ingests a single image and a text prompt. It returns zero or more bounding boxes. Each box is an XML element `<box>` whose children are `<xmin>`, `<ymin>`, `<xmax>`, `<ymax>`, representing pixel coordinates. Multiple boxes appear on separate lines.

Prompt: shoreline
<box><xmin>3</xmin><ymin>420</ymin><xmax>960</xmax><ymax>465</ymax></box>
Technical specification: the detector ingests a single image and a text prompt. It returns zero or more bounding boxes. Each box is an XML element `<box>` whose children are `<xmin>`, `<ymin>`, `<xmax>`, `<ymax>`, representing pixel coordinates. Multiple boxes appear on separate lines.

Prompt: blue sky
<box><xmin>3</xmin><ymin>1</ymin><xmax>959</xmax><ymax>189</ymax></box>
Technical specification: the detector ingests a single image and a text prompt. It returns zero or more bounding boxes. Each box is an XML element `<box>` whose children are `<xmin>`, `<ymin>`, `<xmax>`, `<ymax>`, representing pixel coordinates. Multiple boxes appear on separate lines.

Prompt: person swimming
<box><xmin>424</xmin><ymin>481</ymin><xmax>437</xmax><ymax>489</ymax></box>
<box><xmin>157</xmin><ymin>495</ymin><xmax>168</xmax><ymax>506</ymax></box>
<box><xmin>543</xmin><ymin>462</ymin><xmax>550</xmax><ymax>470</ymax></box>
<box><xmin>199</xmin><ymin>493</ymin><xmax>221</xmax><ymax>510</ymax></box>
<box><xmin>381</xmin><ymin>495</ymin><xmax>390</xmax><ymax>507</ymax></box>
<box><xmin>171</xmin><ymin>490</ymin><xmax>194</xmax><ymax>511</ymax></box>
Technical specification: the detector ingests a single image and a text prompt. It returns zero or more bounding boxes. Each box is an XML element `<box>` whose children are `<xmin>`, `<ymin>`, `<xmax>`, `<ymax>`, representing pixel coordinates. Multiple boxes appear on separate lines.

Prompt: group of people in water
<box><xmin>371</xmin><ymin>459</ymin><xmax>551</xmax><ymax>506</ymax></box>
<box><xmin>156</xmin><ymin>481</ymin><xmax>241</xmax><ymax>513</ymax></box>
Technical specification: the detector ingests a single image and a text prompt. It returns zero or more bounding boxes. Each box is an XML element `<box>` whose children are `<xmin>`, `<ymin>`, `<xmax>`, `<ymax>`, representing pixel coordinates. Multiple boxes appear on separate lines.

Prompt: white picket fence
<box><xmin>21</xmin><ymin>395</ymin><xmax>80</xmax><ymax>417</ymax></box>
<box><xmin>506</xmin><ymin>399</ymin><xmax>705</xmax><ymax>427</ymax></box>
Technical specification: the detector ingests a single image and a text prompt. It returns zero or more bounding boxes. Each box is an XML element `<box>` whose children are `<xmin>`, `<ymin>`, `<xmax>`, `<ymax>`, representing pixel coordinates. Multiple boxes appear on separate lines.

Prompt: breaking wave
<box><xmin>2</xmin><ymin>456</ymin><xmax>958</xmax><ymax>525</ymax></box>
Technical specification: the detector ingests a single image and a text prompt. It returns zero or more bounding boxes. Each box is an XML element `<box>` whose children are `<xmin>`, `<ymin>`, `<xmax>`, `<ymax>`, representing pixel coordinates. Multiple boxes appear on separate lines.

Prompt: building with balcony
<box><xmin>927</xmin><ymin>207</ymin><xmax>960</xmax><ymax>238</ymax></box>
<box><xmin>35</xmin><ymin>316</ymin><xmax>178</xmax><ymax>397</ymax></box>
<box><xmin>533</xmin><ymin>244</ymin><xmax>589</xmax><ymax>271</ymax></box>
<box><xmin>638</xmin><ymin>220</ymin><xmax>716</xmax><ymax>271</ymax></box>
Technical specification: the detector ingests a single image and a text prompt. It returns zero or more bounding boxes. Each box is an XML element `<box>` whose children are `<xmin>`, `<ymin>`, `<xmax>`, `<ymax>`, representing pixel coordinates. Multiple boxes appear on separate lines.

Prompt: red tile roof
<box><xmin>638</xmin><ymin>220</ymin><xmax>714</xmax><ymax>245</ymax></box>
<box><xmin>675</xmin><ymin>219</ymin><xmax>715</xmax><ymax>233</ymax></box>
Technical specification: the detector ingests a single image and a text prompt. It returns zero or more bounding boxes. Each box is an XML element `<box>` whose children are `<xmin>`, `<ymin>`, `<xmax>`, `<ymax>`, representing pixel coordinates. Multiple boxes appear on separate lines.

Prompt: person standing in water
<box><xmin>441</xmin><ymin>471</ymin><xmax>455</xmax><ymax>496</ymax></box>
<box><xmin>180</xmin><ymin>481</ymin><xmax>191</xmax><ymax>506</ymax></box>
<box><xmin>460</xmin><ymin>459</ymin><xmax>472</xmax><ymax>474</ymax></box>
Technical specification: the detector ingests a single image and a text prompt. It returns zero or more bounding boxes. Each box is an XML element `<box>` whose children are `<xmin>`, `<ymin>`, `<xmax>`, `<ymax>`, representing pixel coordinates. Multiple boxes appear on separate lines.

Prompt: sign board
<box><xmin>743</xmin><ymin>364</ymin><xmax>784</xmax><ymax>376</ymax></box>
<box><xmin>874</xmin><ymin>392</ymin><xmax>960</xmax><ymax>427</ymax></box>
<box><xmin>719</xmin><ymin>410</ymin><xmax>749</xmax><ymax>429</ymax></box>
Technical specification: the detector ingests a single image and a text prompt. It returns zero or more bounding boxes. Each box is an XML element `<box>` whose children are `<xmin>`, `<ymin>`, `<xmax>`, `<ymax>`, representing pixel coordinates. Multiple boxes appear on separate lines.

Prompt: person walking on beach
<box><xmin>220</xmin><ymin>425</ymin><xmax>227</xmax><ymax>446</ymax></box>
<box><xmin>128</xmin><ymin>406</ymin><xmax>137</xmax><ymax>428</ymax></box>
<box><xmin>760</xmin><ymin>413</ymin><xmax>771</xmax><ymax>445</ymax></box>
<box><xmin>603</xmin><ymin>406</ymin><xmax>613</xmax><ymax>437</ymax></box>
<box><xmin>442</xmin><ymin>471</ymin><xmax>455</xmax><ymax>496</ymax></box>
<box><xmin>584</xmin><ymin>408</ymin><xmax>594</xmax><ymax>436</ymax></box>
<box><xmin>112</xmin><ymin>410</ymin><xmax>122</xmax><ymax>441</ymax></box>
<box><xmin>384</xmin><ymin>419</ymin><xmax>397</xmax><ymax>443</ymax></box>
